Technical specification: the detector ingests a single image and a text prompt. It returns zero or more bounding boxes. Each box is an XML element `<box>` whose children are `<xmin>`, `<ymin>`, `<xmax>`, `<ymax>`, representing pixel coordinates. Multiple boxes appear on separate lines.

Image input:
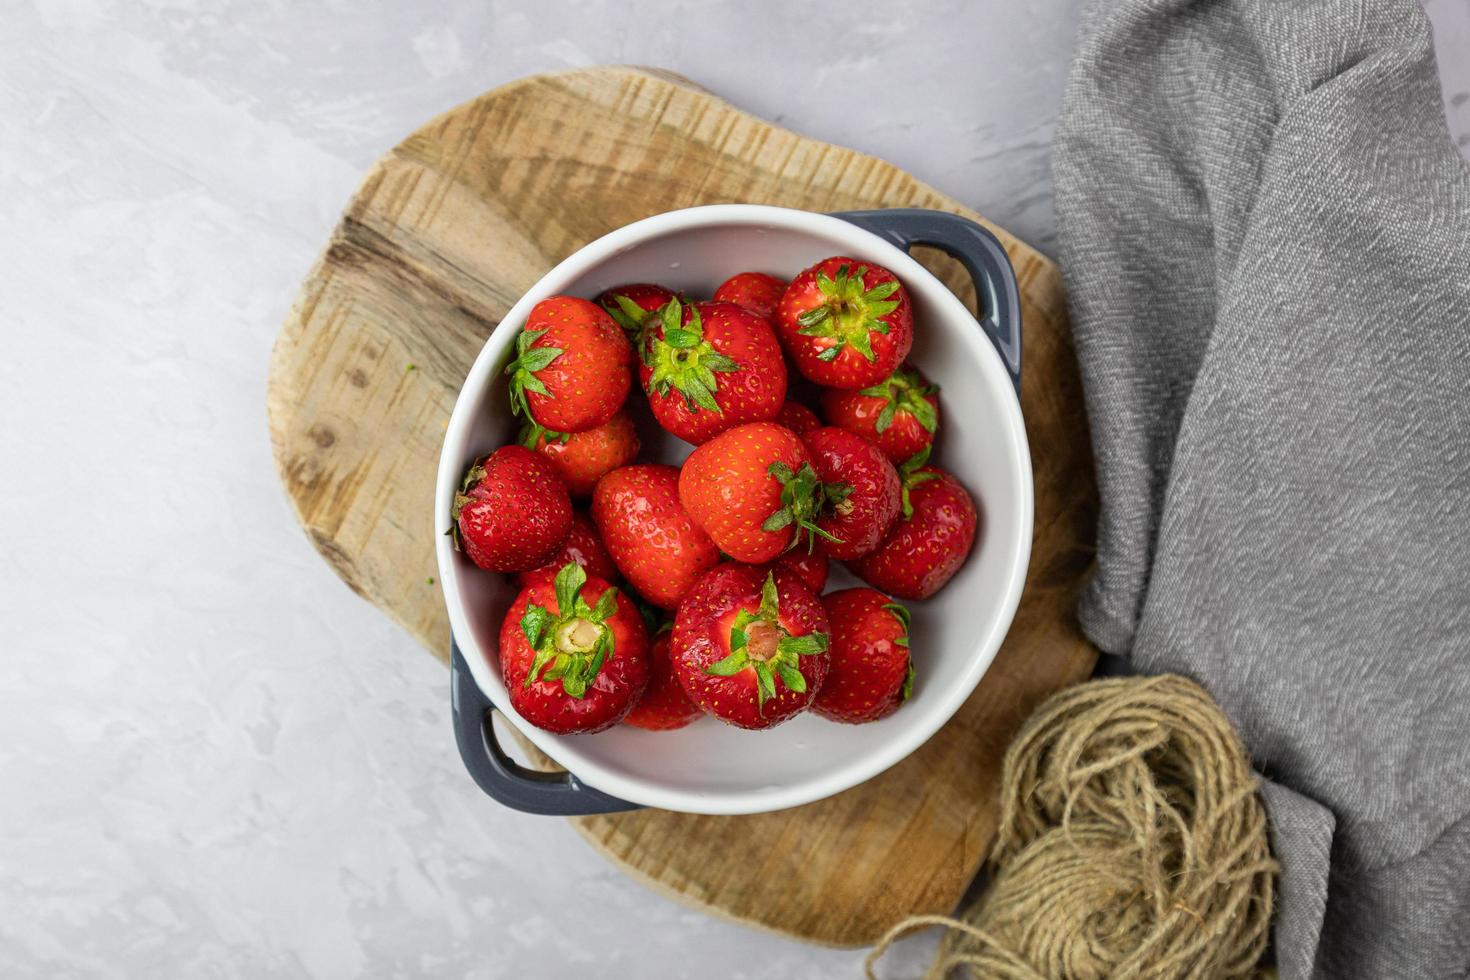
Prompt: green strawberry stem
<box><xmin>704</xmin><ymin>573</ymin><xmax>829</xmax><ymax>711</ymax></box>
<box><xmin>795</xmin><ymin>264</ymin><xmax>900</xmax><ymax>363</ymax></box>
<box><xmin>882</xmin><ymin>601</ymin><xmax>912</xmax><ymax>646</ymax></box>
<box><xmin>881</xmin><ymin>602</ymin><xmax>915</xmax><ymax>701</ymax></box>
<box><xmin>517</xmin><ymin>420</ymin><xmax>571</xmax><ymax>449</ymax></box>
<box><xmin>761</xmin><ymin>461</ymin><xmax>849</xmax><ymax>553</ymax></box>
<box><xmin>632</xmin><ymin>595</ymin><xmax>669</xmax><ymax>637</ymax></box>
<box><xmin>446</xmin><ymin>457</ymin><xmax>490</xmax><ymax>551</ymax></box>
<box><xmin>644</xmin><ymin>298</ymin><xmax>739</xmax><ymax>413</ymax></box>
<box><xmin>896</xmin><ymin>446</ymin><xmax>940</xmax><ymax>520</ymax></box>
<box><xmin>603</xmin><ymin>293</ymin><xmax>662</xmax><ymax>349</ymax></box>
<box><xmin>504</xmin><ymin>327</ymin><xmax>564</xmax><ymax>419</ymax></box>
<box><xmin>857</xmin><ymin>368</ymin><xmax>939</xmax><ymax>434</ymax></box>
<box><xmin>520</xmin><ymin>562</ymin><xmax>620</xmax><ymax>699</ymax></box>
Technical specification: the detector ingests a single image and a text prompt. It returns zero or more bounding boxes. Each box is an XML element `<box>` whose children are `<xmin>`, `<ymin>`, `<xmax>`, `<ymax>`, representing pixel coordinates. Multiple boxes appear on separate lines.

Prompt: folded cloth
<box><xmin>1052</xmin><ymin>0</ymin><xmax>1470</xmax><ymax>976</ymax></box>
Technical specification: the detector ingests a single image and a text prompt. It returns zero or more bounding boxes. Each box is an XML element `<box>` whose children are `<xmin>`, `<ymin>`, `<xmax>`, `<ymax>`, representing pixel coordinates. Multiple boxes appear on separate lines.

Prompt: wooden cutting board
<box><xmin>268</xmin><ymin>65</ymin><xmax>1098</xmax><ymax>947</ymax></box>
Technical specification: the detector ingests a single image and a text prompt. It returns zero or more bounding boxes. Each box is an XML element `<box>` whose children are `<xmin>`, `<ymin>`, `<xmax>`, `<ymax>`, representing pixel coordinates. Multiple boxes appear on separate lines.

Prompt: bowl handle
<box><xmin>833</xmin><ymin>209</ymin><xmax>1022</xmax><ymax>392</ymax></box>
<box><xmin>452</xmin><ymin>641</ymin><xmax>643</xmax><ymax>815</ymax></box>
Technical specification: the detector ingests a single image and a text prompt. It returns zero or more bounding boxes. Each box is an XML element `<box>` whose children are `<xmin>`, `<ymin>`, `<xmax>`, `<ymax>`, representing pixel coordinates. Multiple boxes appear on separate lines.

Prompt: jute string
<box><xmin>866</xmin><ymin>675</ymin><xmax>1278</xmax><ymax>979</ymax></box>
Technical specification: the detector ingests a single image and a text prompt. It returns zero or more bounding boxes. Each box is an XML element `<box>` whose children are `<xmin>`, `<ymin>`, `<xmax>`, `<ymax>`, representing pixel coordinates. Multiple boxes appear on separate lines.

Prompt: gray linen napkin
<box><xmin>1051</xmin><ymin>0</ymin><xmax>1470</xmax><ymax>975</ymax></box>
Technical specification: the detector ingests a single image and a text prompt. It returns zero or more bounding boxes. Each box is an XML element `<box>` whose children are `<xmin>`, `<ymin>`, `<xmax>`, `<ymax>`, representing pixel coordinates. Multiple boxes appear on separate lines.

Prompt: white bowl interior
<box><xmin>436</xmin><ymin>206</ymin><xmax>1030</xmax><ymax>814</ymax></box>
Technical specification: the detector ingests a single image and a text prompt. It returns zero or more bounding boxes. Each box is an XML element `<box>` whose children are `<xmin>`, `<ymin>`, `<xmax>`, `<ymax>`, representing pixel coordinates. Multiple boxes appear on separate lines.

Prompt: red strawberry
<box><xmin>671</xmin><ymin>564</ymin><xmax>830</xmax><ymax>730</ymax></box>
<box><xmin>752</xmin><ymin>550</ymin><xmax>829</xmax><ymax>594</ymax></box>
<box><xmin>775</xmin><ymin>399</ymin><xmax>822</xmax><ymax>436</ymax></box>
<box><xmin>802</xmin><ymin>426</ymin><xmax>901</xmax><ymax>560</ymax></box>
<box><xmin>813</xmin><ymin>589</ymin><xmax>913</xmax><ymax>724</ymax></box>
<box><xmin>640</xmin><ymin>299</ymin><xmax>786</xmax><ymax>445</ymax></box>
<box><xmin>506</xmin><ymin>296</ymin><xmax>633</xmax><ymax>433</ymax></box>
<box><xmin>516</xmin><ymin>512</ymin><xmax>619</xmax><ymax>589</ymax></box>
<box><xmin>713</xmin><ymin>271</ymin><xmax>788</xmax><ymax>320</ymax></box>
<box><xmin>678</xmin><ymin>422</ymin><xmax>834</xmax><ymax>564</ymax></box>
<box><xmin>624</xmin><ymin>627</ymin><xmax>703</xmax><ymax>731</ymax></box>
<box><xmin>820</xmin><ymin>364</ymin><xmax>940</xmax><ymax>464</ymax></box>
<box><xmin>499</xmin><ymin>563</ymin><xmax>649</xmax><ymax>734</ymax></box>
<box><xmin>520</xmin><ymin>411</ymin><xmax>639</xmax><ymax>497</ymax></box>
<box><xmin>597</xmin><ymin>282</ymin><xmax>676</xmax><ymax>348</ymax></box>
<box><xmin>591</xmin><ymin>464</ymin><xmax>721</xmax><ymax>610</ymax></box>
<box><xmin>451</xmin><ymin>446</ymin><xmax>572</xmax><ymax>572</ymax></box>
<box><xmin>848</xmin><ymin>449</ymin><xmax>979</xmax><ymax>600</ymax></box>
<box><xmin>775</xmin><ymin>257</ymin><xmax>913</xmax><ymax>389</ymax></box>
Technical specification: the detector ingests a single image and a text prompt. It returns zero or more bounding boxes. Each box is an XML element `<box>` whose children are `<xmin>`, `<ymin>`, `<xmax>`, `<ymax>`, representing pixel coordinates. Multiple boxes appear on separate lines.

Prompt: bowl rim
<box><xmin>434</xmin><ymin>203</ymin><xmax>1033</xmax><ymax>815</ymax></box>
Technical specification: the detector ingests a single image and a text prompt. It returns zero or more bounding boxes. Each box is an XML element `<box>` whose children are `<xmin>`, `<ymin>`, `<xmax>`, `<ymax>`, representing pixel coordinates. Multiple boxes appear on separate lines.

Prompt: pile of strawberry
<box><xmin>450</xmin><ymin>258</ymin><xmax>978</xmax><ymax>734</ymax></box>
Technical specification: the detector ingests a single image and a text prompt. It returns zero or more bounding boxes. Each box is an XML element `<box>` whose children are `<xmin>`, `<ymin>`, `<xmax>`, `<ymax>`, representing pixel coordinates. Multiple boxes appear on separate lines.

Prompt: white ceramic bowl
<box><xmin>435</xmin><ymin>204</ymin><xmax>1031</xmax><ymax>815</ymax></box>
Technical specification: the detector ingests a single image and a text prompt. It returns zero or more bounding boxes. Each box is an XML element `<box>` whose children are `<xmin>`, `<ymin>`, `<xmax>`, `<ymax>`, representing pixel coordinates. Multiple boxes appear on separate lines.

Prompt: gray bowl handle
<box><xmin>451</xmin><ymin>208</ymin><xmax>1024</xmax><ymax>817</ymax></box>
<box><xmin>452</xmin><ymin>641</ymin><xmax>641</xmax><ymax>815</ymax></box>
<box><xmin>832</xmin><ymin>209</ymin><xmax>1022</xmax><ymax>392</ymax></box>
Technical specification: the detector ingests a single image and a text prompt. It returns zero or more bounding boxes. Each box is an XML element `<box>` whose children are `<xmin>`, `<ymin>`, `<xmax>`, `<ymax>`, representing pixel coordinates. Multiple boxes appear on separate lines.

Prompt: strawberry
<box><xmin>639</xmin><ymin>299</ymin><xmax>786</xmax><ymax>445</ymax></box>
<box><xmin>499</xmin><ymin>563</ymin><xmax>649</xmax><ymax>734</ymax></box>
<box><xmin>450</xmin><ymin>446</ymin><xmax>572</xmax><ymax>572</ymax></box>
<box><xmin>624</xmin><ymin>624</ymin><xmax>703</xmax><ymax>731</ymax></box>
<box><xmin>671</xmin><ymin>564</ymin><xmax>830</xmax><ymax>730</ymax></box>
<box><xmin>752</xmin><ymin>550</ymin><xmax>829</xmax><ymax>594</ymax></box>
<box><xmin>775</xmin><ymin>257</ymin><xmax>913</xmax><ymax>389</ymax></box>
<box><xmin>516</xmin><ymin>511</ymin><xmax>619</xmax><ymax>589</ymax></box>
<box><xmin>812</xmin><ymin>589</ymin><xmax>913</xmax><ymax>724</ymax></box>
<box><xmin>520</xmin><ymin>410</ymin><xmax>639</xmax><ymax>497</ymax></box>
<box><xmin>775</xmin><ymin>399</ymin><xmax>822</xmax><ymax>436</ymax></box>
<box><xmin>597</xmin><ymin>282</ymin><xmax>676</xmax><ymax>349</ymax></box>
<box><xmin>506</xmin><ymin>296</ymin><xmax>633</xmax><ymax>433</ymax></box>
<box><xmin>802</xmin><ymin>426</ymin><xmax>901</xmax><ymax>561</ymax></box>
<box><xmin>591</xmin><ymin>464</ymin><xmax>721</xmax><ymax>610</ymax></box>
<box><xmin>678</xmin><ymin>422</ymin><xmax>836</xmax><ymax>564</ymax></box>
<box><xmin>713</xmin><ymin>271</ymin><xmax>788</xmax><ymax>320</ymax></box>
<box><xmin>848</xmin><ymin>449</ymin><xmax>979</xmax><ymax>600</ymax></box>
<box><xmin>820</xmin><ymin>364</ymin><xmax>940</xmax><ymax>464</ymax></box>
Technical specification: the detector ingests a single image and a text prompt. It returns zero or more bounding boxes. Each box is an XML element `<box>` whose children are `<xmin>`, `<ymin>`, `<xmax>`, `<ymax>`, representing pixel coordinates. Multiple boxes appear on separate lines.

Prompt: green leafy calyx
<box><xmin>517</xmin><ymin>421</ymin><xmax>570</xmax><ymax>450</ymax></box>
<box><xmin>704</xmin><ymin>573</ymin><xmax>829</xmax><ymax>710</ymax></box>
<box><xmin>602</xmin><ymin>293</ymin><xmax>663</xmax><ymax>349</ymax></box>
<box><xmin>882</xmin><ymin>601</ymin><xmax>912</xmax><ymax>648</ymax></box>
<box><xmin>896</xmin><ymin>446</ymin><xmax>941</xmax><ymax>520</ymax></box>
<box><xmin>857</xmin><ymin>368</ymin><xmax>939</xmax><ymax>435</ymax></box>
<box><xmin>633</xmin><ymin>594</ymin><xmax>671</xmax><ymax>637</ymax></box>
<box><xmin>795</xmin><ymin>264</ymin><xmax>901</xmax><ymax>363</ymax></box>
<box><xmin>644</xmin><ymin>298</ymin><xmax>739</xmax><ymax>413</ymax></box>
<box><xmin>879</xmin><ymin>602</ymin><xmax>914</xmax><ymax>701</ymax></box>
<box><xmin>761</xmin><ymin>461</ymin><xmax>848</xmax><ymax>553</ymax></box>
<box><xmin>446</xmin><ymin>457</ymin><xmax>490</xmax><ymax>550</ymax></box>
<box><xmin>504</xmin><ymin>328</ymin><xmax>565</xmax><ymax>419</ymax></box>
<box><xmin>520</xmin><ymin>562</ymin><xmax>620</xmax><ymax>699</ymax></box>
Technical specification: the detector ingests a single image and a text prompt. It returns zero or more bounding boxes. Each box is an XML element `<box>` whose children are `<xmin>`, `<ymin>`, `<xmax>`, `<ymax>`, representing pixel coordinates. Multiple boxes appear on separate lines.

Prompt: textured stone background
<box><xmin>2</xmin><ymin>1</ymin><xmax>1465</xmax><ymax>976</ymax></box>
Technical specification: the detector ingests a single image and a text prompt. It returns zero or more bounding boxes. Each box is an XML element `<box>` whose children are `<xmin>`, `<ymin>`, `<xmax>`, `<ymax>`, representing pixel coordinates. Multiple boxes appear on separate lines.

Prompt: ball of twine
<box><xmin>867</xmin><ymin>674</ymin><xmax>1278</xmax><ymax>980</ymax></box>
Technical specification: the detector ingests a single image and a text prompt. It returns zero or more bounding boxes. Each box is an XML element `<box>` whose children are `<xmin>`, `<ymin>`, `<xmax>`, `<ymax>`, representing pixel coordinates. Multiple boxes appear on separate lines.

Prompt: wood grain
<box><xmin>267</xmin><ymin>66</ymin><xmax>1097</xmax><ymax>947</ymax></box>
